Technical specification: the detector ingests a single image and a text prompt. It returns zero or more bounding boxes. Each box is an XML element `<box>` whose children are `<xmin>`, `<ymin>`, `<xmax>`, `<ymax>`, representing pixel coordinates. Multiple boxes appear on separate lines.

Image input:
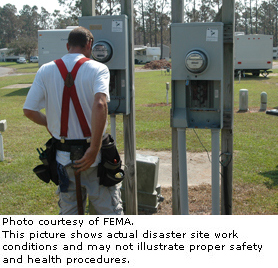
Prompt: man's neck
<box><xmin>67</xmin><ymin>43</ymin><xmax>91</xmax><ymax>58</ymax></box>
<box><xmin>68</xmin><ymin>49</ymin><xmax>84</xmax><ymax>55</ymax></box>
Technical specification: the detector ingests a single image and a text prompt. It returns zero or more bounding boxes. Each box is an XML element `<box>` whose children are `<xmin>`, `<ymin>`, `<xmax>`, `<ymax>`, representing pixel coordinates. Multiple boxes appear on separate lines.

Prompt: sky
<box><xmin>1</xmin><ymin>0</ymin><xmax>64</xmax><ymax>14</ymax></box>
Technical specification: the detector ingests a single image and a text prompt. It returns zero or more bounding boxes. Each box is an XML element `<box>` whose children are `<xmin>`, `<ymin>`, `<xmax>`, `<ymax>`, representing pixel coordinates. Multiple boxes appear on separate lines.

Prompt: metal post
<box><xmin>171</xmin><ymin>0</ymin><xmax>184</xmax><ymax>215</ymax></box>
<box><xmin>177</xmin><ymin>128</ymin><xmax>189</xmax><ymax>215</ymax></box>
<box><xmin>221</xmin><ymin>0</ymin><xmax>235</xmax><ymax>215</ymax></box>
<box><xmin>260</xmin><ymin>92</ymin><xmax>267</xmax><ymax>111</ymax></box>
<box><xmin>82</xmin><ymin>0</ymin><xmax>95</xmax><ymax>16</ymax></box>
<box><xmin>166</xmin><ymin>82</ymin><xmax>169</xmax><ymax>105</ymax></box>
<box><xmin>110</xmin><ymin>114</ymin><xmax>117</xmax><ymax>144</ymax></box>
<box><xmin>121</xmin><ymin>0</ymin><xmax>138</xmax><ymax>215</ymax></box>
<box><xmin>211</xmin><ymin>129</ymin><xmax>220</xmax><ymax>215</ymax></box>
<box><xmin>0</xmin><ymin>133</ymin><xmax>4</xmax><ymax>161</ymax></box>
<box><xmin>172</xmin><ymin>0</ymin><xmax>184</xmax><ymax>23</ymax></box>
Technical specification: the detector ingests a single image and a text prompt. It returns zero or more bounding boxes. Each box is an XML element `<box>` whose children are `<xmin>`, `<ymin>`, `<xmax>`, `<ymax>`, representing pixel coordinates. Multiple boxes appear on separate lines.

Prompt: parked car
<box><xmin>30</xmin><ymin>56</ymin><xmax>39</xmax><ymax>63</ymax></box>
<box><xmin>17</xmin><ymin>57</ymin><xmax>27</xmax><ymax>64</ymax></box>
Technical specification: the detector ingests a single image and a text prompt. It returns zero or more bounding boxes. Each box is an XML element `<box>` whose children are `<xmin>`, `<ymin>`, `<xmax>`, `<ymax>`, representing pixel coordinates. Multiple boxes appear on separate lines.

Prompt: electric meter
<box><xmin>92</xmin><ymin>41</ymin><xmax>113</xmax><ymax>63</ymax></box>
<box><xmin>185</xmin><ymin>50</ymin><xmax>208</xmax><ymax>73</ymax></box>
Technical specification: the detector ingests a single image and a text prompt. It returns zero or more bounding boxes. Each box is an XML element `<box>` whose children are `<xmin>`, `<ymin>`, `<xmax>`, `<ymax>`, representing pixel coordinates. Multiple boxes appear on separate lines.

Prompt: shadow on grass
<box><xmin>259</xmin><ymin>167</ymin><xmax>278</xmax><ymax>189</ymax></box>
<box><xmin>237</xmin><ymin>73</ymin><xmax>271</xmax><ymax>80</ymax></box>
<box><xmin>4</xmin><ymin>87</ymin><xmax>30</xmax><ymax>97</ymax></box>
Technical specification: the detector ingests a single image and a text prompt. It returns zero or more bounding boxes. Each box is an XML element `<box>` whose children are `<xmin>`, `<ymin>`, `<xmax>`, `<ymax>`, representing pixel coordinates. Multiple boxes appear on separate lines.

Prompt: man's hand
<box><xmin>73</xmin><ymin>147</ymin><xmax>97</xmax><ymax>173</ymax></box>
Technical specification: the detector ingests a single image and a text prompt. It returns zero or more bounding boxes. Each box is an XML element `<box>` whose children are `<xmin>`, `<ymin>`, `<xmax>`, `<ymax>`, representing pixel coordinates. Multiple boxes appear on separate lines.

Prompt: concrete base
<box><xmin>121</xmin><ymin>185</ymin><xmax>163</xmax><ymax>213</ymax></box>
<box><xmin>121</xmin><ymin>153</ymin><xmax>163</xmax><ymax>213</ymax></box>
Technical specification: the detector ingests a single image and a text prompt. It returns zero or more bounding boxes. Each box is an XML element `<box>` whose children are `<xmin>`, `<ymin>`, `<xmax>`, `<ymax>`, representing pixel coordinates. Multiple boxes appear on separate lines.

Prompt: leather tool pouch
<box><xmin>33</xmin><ymin>137</ymin><xmax>59</xmax><ymax>185</ymax></box>
<box><xmin>97</xmin><ymin>134</ymin><xmax>125</xmax><ymax>187</ymax></box>
<box><xmin>70</xmin><ymin>145</ymin><xmax>85</xmax><ymax>161</ymax></box>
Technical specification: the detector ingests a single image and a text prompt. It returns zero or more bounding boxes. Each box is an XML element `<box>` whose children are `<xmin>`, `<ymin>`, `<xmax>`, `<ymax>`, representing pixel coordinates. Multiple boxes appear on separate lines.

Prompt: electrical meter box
<box><xmin>171</xmin><ymin>22</ymin><xmax>224</xmax><ymax>129</ymax></box>
<box><xmin>79</xmin><ymin>15</ymin><xmax>130</xmax><ymax>115</ymax></box>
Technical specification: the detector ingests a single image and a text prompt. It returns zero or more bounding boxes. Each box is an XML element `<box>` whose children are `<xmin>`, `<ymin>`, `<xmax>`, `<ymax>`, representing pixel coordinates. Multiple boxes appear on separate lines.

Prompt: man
<box><xmin>23</xmin><ymin>27</ymin><xmax>123</xmax><ymax>215</ymax></box>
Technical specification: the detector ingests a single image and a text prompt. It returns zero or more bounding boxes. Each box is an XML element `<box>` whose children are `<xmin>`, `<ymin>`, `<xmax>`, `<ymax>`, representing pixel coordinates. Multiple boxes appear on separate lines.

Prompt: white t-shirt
<box><xmin>23</xmin><ymin>53</ymin><xmax>110</xmax><ymax>166</ymax></box>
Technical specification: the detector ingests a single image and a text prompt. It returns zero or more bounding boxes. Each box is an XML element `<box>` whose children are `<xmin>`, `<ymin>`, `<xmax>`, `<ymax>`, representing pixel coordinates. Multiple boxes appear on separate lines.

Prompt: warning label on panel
<box><xmin>112</xmin><ymin>20</ymin><xmax>123</xmax><ymax>32</ymax></box>
<box><xmin>206</xmin><ymin>28</ymin><xmax>219</xmax><ymax>42</ymax></box>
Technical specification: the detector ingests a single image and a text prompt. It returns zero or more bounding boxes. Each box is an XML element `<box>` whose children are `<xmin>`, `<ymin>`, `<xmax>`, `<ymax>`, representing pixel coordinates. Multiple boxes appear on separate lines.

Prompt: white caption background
<box><xmin>0</xmin><ymin>215</ymin><xmax>277</xmax><ymax>268</ymax></box>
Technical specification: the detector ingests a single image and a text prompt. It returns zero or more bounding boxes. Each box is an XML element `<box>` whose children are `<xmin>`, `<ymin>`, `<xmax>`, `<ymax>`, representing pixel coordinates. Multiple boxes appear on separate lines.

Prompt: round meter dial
<box><xmin>185</xmin><ymin>50</ymin><xmax>208</xmax><ymax>73</ymax></box>
<box><xmin>92</xmin><ymin>41</ymin><xmax>113</xmax><ymax>63</ymax></box>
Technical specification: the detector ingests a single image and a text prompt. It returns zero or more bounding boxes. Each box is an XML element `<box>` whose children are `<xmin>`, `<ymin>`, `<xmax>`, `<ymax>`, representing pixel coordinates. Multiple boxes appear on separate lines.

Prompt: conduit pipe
<box><xmin>211</xmin><ymin>129</ymin><xmax>220</xmax><ymax>215</ymax></box>
<box><xmin>110</xmin><ymin>114</ymin><xmax>116</xmax><ymax>144</ymax></box>
<box><xmin>177</xmin><ymin>128</ymin><xmax>189</xmax><ymax>215</ymax></box>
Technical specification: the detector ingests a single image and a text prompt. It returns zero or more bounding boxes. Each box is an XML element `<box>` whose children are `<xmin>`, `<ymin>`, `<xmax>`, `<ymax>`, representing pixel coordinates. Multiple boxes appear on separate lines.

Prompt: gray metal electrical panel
<box><xmin>171</xmin><ymin>22</ymin><xmax>224</xmax><ymax>129</ymax></box>
<box><xmin>79</xmin><ymin>15</ymin><xmax>130</xmax><ymax>115</ymax></box>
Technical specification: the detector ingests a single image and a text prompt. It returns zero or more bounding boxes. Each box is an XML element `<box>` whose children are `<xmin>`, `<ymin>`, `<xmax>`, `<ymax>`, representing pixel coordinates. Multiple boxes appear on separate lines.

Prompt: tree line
<box><xmin>1</xmin><ymin>0</ymin><xmax>278</xmax><ymax>58</ymax></box>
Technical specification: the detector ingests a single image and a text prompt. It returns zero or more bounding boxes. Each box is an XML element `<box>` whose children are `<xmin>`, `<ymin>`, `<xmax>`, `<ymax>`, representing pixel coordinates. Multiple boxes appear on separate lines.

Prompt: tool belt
<box><xmin>54</xmin><ymin>134</ymin><xmax>125</xmax><ymax>187</ymax></box>
<box><xmin>97</xmin><ymin>134</ymin><xmax>125</xmax><ymax>187</ymax></box>
<box><xmin>55</xmin><ymin>138</ymin><xmax>90</xmax><ymax>160</ymax></box>
<box><xmin>33</xmin><ymin>137</ymin><xmax>89</xmax><ymax>185</ymax></box>
<box><xmin>55</xmin><ymin>139</ymin><xmax>90</xmax><ymax>151</ymax></box>
<box><xmin>33</xmin><ymin>137</ymin><xmax>59</xmax><ymax>185</ymax></box>
<box><xmin>33</xmin><ymin>135</ymin><xmax>124</xmax><ymax>187</ymax></box>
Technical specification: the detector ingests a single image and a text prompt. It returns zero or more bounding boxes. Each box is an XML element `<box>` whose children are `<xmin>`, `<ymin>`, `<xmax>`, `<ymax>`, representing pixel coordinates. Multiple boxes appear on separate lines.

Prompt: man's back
<box><xmin>24</xmin><ymin>53</ymin><xmax>110</xmax><ymax>141</ymax></box>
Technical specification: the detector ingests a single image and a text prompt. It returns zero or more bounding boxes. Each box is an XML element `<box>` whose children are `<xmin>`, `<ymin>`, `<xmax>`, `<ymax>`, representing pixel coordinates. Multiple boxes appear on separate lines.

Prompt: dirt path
<box><xmin>122</xmin><ymin>150</ymin><xmax>212</xmax><ymax>187</ymax></box>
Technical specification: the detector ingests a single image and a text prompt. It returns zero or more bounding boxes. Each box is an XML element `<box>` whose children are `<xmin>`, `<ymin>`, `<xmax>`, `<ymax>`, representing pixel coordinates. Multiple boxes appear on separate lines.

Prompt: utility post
<box><xmin>221</xmin><ymin>0</ymin><xmax>235</xmax><ymax>215</ymax></box>
<box><xmin>81</xmin><ymin>0</ymin><xmax>95</xmax><ymax>16</ymax></box>
<box><xmin>171</xmin><ymin>0</ymin><xmax>184</xmax><ymax>215</ymax></box>
<box><xmin>121</xmin><ymin>0</ymin><xmax>138</xmax><ymax>215</ymax></box>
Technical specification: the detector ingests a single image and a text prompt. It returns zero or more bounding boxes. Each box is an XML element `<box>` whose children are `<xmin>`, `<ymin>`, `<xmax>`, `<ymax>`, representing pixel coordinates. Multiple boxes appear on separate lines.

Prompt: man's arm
<box><xmin>74</xmin><ymin>92</ymin><xmax>108</xmax><ymax>172</ymax></box>
<box><xmin>23</xmin><ymin>109</ymin><xmax>47</xmax><ymax>127</ymax></box>
<box><xmin>23</xmin><ymin>109</ymin><xmax>52</xmax><ymax>135</ymax></box>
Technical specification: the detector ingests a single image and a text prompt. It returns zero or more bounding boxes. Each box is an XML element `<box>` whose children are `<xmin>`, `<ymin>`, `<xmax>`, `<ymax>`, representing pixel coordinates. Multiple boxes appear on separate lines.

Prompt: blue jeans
<box><xmin>56</xmin><ymin>162</ymin><xmax>123</xmax><ymax>215</ymax></box>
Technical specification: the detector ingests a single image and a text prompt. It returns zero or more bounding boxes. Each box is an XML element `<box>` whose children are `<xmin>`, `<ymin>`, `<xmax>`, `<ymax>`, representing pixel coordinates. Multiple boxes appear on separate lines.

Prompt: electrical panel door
<box><xmin>171</xmin><ymin>22</ymin><xmax>224</xmax><ymax>129</ymax></box>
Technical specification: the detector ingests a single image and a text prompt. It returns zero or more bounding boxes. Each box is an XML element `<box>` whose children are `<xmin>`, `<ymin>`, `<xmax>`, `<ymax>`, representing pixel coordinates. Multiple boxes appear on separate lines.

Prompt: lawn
<box><xmin>0</xmin><ymin>62</ymin><xmax>278</xmax><ymax>214</ymax></box>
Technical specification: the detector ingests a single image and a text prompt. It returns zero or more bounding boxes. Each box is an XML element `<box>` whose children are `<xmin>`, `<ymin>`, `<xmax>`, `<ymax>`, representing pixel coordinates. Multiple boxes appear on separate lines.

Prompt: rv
<box><xmin>0</xmin><ymin>48</ymin><xmax>25</xmax><ymax>62</ymax></box>
<box><xmin>234</xmin><ymin>33</ymin><xmax>273</xmax><ymax>77</ymax></box>
<box><xmin>134</xmin><ymin>46</ymin><xmax>161</xmax><ymax>64</ymax></box>
<box><xmin>134</xmin><ymin>45</ymin><xmax>170</xmax><ymax>64</ymax></box>
<box><xmin>38</xmin><ymin>28</ymin><xmax>74</xmax><ymax>67</ymax></box>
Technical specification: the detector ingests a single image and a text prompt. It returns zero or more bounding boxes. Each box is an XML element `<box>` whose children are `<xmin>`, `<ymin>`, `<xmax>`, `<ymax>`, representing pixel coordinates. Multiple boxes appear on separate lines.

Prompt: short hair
<box><xmin>68</xmin><ymin>26</ymin><xmax>94</xmax><ymax>48</ymax></box>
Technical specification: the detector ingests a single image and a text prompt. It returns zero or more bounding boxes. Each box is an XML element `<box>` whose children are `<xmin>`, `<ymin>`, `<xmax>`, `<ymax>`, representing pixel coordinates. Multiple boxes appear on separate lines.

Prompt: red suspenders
<box><xmin>54</xmin><ymin>58</ymin><xmax>91</xmax><ymax>142</ymax></box>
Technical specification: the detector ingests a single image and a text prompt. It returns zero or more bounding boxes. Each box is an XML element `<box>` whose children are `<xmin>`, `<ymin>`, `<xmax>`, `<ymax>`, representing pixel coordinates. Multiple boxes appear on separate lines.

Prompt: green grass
<box><xmin>0</xmin><ymin>64</ymin><xmax>278</xmax><ymax>214</ymax></box>
<box><xmin>0</xmin><ymin>61</ymin><xmax>39</xmax><ymax>73</ymax></box>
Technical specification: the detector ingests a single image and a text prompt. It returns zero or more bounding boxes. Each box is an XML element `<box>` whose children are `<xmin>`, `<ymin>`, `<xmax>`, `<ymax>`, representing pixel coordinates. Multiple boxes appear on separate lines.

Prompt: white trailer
<box><xmin>0</xmin><ymin>48</ymin><xmax>25</xmax><ymax>62</ymax></box>
<box><xmin>234</xmin><ymin>34</ymin><xmax>273</xmax><ymax>77</ymax></box>
<box><xmin>134</xmin><ymin>46</ymin><xmax>161</xmax><ymax>63</ymax></box>
<box><xmin>38</xmin><ymin>29</ymin><xmax>73</xmax><ymax>67</ymax></box>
